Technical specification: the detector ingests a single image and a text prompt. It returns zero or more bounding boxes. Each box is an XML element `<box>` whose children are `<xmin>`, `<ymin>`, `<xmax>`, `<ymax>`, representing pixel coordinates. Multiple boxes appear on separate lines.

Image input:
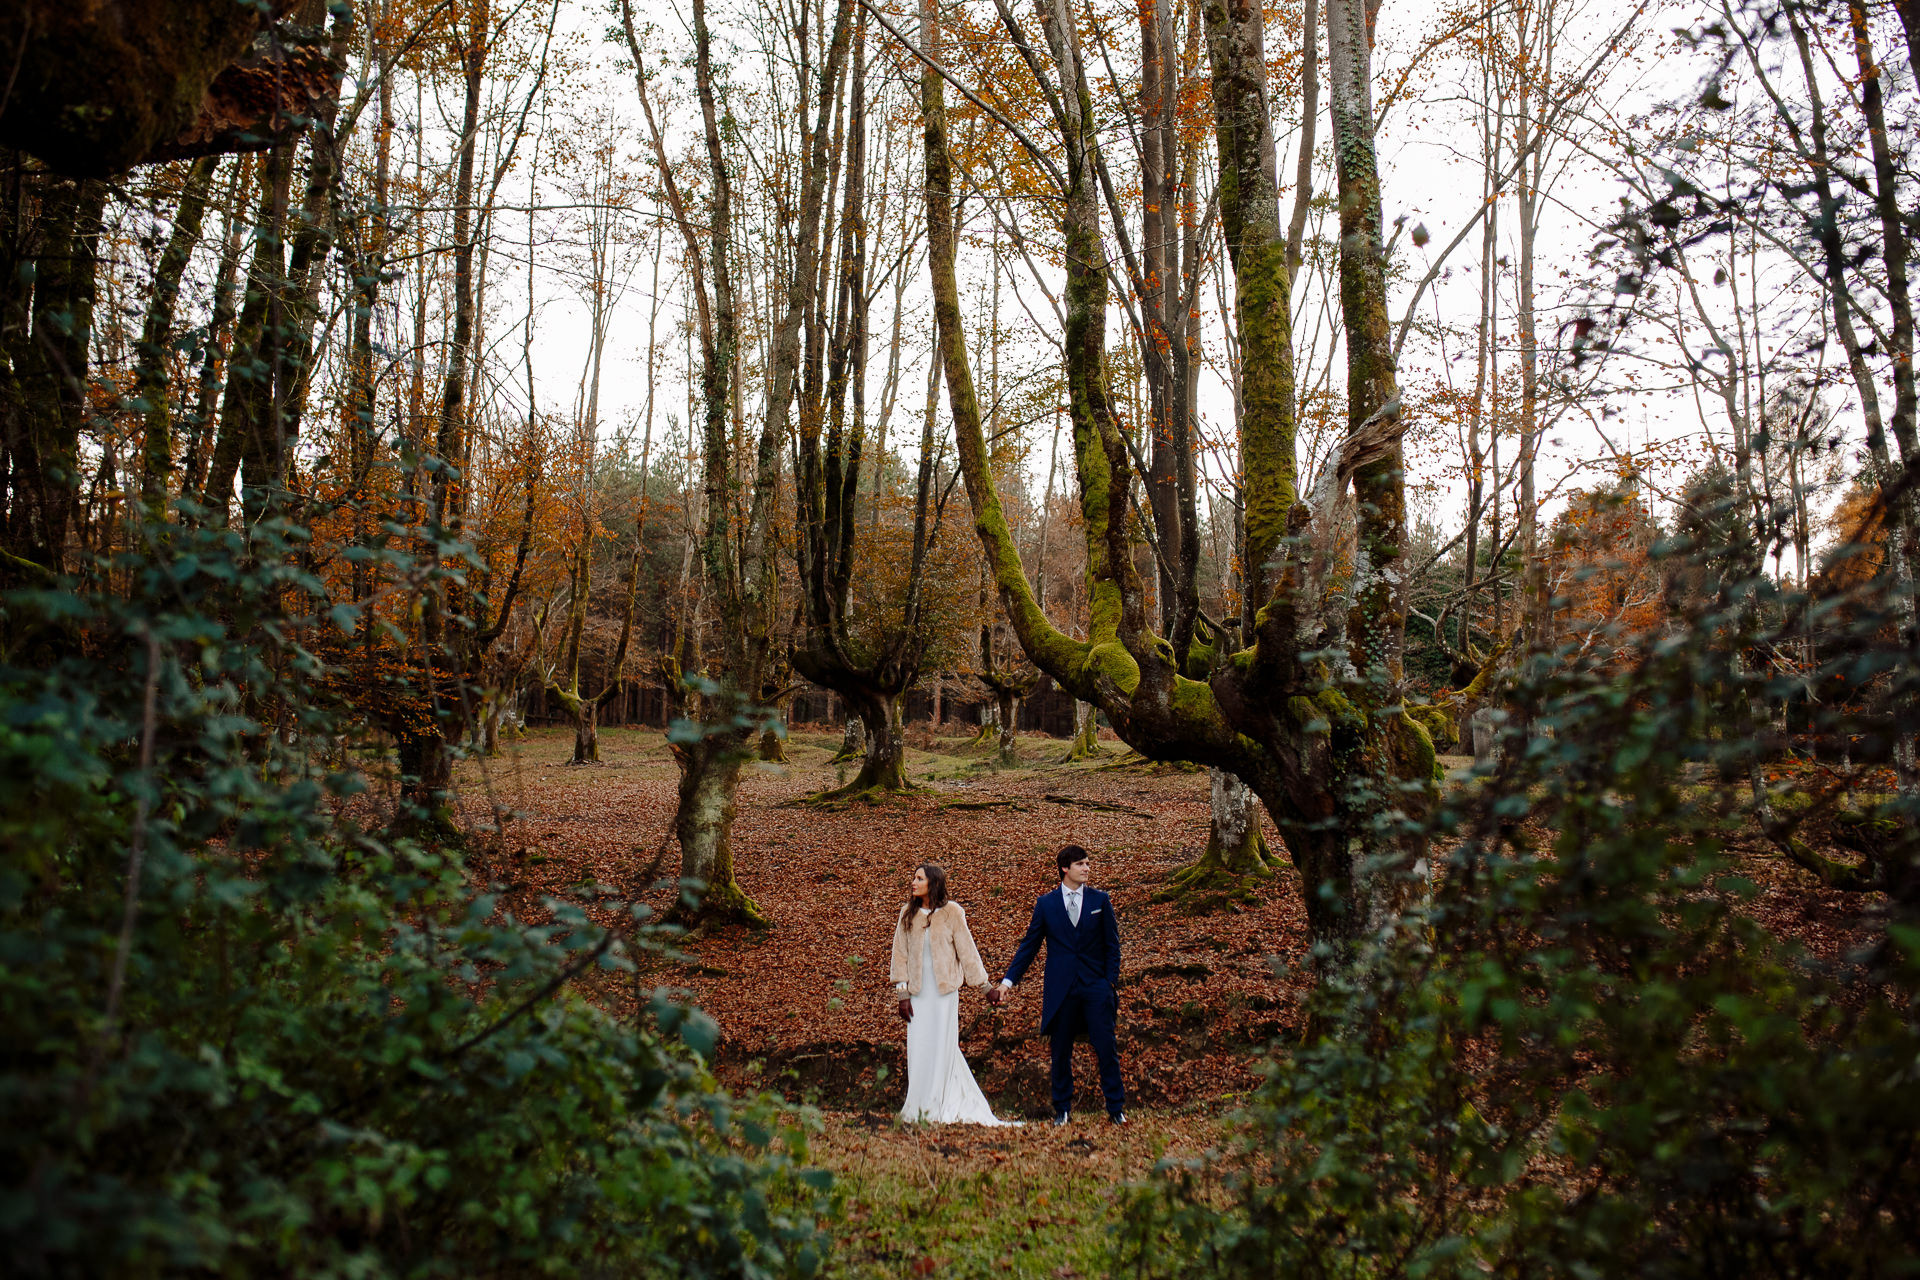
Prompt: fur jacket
<box><xmin>888</xmin><ymin>901</ymin><xmax>992</xmax><ymax>997</ymax></box>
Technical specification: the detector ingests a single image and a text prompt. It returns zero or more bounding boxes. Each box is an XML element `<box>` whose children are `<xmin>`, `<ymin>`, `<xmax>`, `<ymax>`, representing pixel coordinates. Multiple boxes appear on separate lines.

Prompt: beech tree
<box><xmin>788</xmin><ymin>10</ymin><xmax>954</xmax><ymax>796</ymax></box>
<box><xmin>624</xmin><ymin>0</ymin><xmax>859</xmax><ymax>922</ymax></box>
<box><xmin>911</xmin><ymin>0</ymin><xmax>1436</xmax><ymax>950</ymax></box>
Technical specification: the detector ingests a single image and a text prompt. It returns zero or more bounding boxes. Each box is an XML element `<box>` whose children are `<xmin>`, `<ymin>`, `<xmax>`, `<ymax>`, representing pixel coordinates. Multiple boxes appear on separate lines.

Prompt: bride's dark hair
<box><xmin>904</xmin><ymin>862</ymin><xmax>949</xmax><ymax>915</ymax></box>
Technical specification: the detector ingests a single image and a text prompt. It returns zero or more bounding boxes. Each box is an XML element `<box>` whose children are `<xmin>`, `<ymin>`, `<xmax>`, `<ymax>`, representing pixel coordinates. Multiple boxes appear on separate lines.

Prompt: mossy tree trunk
<box><xmin>673</xmin><ymin>736</ymin><xmax>767</xmax><ymax>928</ymax></box>
<box><xmin>826</xmin><ymin>689</ymin><xmax>910</xmax><ymax>795</ymax></box>
<box><xmin>970</xmin><ymin>702</ymin><xmax>999</xmax><ymax>749</ymax></box>
<box><xmin>2</xmin><ymin>174</ymin><xmax>107</xmax><ymax>581</ymax></box>
<box><xmin>135</xmin><ymin>153</ymin><xmax>219</xmax><ymax>522</ymax></box>
<box><xmin>924</xmin><ymin>0</ymin><xmax>1433</xmax><ymax>959</ymax></box>
<box><xmin>1158</xmin><ymin>769</ymin><xmax>1279</xmax><ymax>906</ymax></box>
<box><xmin>789</xmin><ymin>8</ymin><xmax>941</xmax><ymax>800</ymax></box>
<box><xmin>833</xmin><ymin>712</ymin><xmax>867</xmax><ymax>762</ymax></box>
<box><xmin>1064</xmin><ymin>701</ymin><xmax>1104</xmax><ymax>760</ymax></box>
<box><xmin>996</xmin><ymin>692</ymin><xmax>1022</xmax><ymax>763</ymax></box>
<box><xmin>624</xmin><ymin>0</ymin><xmax>849</xmax><ymax>921</ymax></box>
<box><xmin>758</xmin><ymin>710</ymin><xmax>789</xmax><ymax>763</ymax></box>
<box><xmin>560</xmin><ymin>692</ymin><xmax>600</xmax><ymax>764</ymax></box>
<box><xmin>976</xmin><ymin>591</ymin><xmax>1038</xmax><ymax>760</ymax></box>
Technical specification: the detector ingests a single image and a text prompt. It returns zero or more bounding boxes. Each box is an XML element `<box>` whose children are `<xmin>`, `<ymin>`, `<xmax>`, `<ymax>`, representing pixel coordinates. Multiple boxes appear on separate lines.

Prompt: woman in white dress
<box><xmin>889</xmin><ymin>864</ymin><xmax>1019</xmax><ymax>1126</ymax></box>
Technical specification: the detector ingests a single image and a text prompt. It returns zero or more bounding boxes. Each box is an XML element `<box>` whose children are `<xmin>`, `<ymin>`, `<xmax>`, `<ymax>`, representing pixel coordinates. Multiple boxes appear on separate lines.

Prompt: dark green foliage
<box><xmin>0</xmin><ymin>518</ymin><xmax>829</xmax><ymax>1277</ymax></box>
<box><xmin>1115</xmin><ymin>543</ymin><xmax>1920</xmax><ymax>1277</ymax></box>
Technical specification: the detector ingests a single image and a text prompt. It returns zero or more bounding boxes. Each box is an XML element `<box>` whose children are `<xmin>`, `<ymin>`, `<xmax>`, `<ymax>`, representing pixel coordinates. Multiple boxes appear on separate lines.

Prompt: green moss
<box><xmin>1400</xmin><ymin>716</ymin><xmax>1441</xmax><ymax>784</ymax></box>
<box><xmin>1314</xmin><ymin>688</ymin><xmax>1365</xmax><ymax>735</ymax></box>
<box><xmin>1181</xmin><ymin>638</ymin><xmax>1216</xmax><ymax>680</ymax></box>
<box><xmin>1407</xmin><ymin>702</ymin><xmax>1457</xmax><ymax>751</ymax></box>
<box><xmin>1081</xmin><ymin>640</ymin><xmax>1140</xmax><ymax>697</ymax></box>
<box><xmin>1168</xmin><ymin>674</ymin><xmax>1228</xmax><ymax>730</ymax></box>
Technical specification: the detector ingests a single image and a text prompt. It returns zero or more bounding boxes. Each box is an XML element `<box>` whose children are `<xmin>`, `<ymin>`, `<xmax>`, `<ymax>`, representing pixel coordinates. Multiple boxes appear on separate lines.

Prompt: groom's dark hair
<box><xmin>1056</xmin><ymin>844</ymin><xmax>1089</xmax><ymax>880</ymax></box>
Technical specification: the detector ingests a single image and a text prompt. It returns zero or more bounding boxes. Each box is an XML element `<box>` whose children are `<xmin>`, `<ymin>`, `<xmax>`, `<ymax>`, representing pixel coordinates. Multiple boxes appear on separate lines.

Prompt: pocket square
<box><xmin>1090</xmin><ymin>908</ymin><xmax>1103</xmax><ymax>915</ymax></box>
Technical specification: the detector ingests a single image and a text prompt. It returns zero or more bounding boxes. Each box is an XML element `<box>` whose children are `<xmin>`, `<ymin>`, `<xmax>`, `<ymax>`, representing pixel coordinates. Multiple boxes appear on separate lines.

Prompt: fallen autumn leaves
<box><xmin>456</xmin><ymin>724</ymin><xmax>1315</xmax><ymax>1117</ymax></box>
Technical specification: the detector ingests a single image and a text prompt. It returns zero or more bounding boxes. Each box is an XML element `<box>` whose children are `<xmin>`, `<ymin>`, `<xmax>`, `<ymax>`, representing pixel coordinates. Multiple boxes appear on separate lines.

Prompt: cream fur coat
<box><xmin>889</xmin><ymin>901</ymin><xmax>992</xmax><ymax>997</ymax></box>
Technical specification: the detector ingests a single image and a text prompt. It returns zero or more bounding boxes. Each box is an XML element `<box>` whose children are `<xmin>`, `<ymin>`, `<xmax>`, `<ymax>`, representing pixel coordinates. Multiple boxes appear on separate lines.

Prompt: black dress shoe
<box><xmin>1052</xmin><ymin>1111</ymin><xmax>1071</xmax><ymax>1127</ymax></box>
<box><xmin>1108</xmin><ymin>1111</ymin><xmax>1127</xmax><ymax>1124</ymax></box>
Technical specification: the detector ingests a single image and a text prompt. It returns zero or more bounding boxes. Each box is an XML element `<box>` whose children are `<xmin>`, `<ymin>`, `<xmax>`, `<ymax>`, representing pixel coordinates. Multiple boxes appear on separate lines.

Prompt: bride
<box><xmin>889</xmin><ymin>863</ymin><xmax>1019</xmax><ymax>1125</ymax></box>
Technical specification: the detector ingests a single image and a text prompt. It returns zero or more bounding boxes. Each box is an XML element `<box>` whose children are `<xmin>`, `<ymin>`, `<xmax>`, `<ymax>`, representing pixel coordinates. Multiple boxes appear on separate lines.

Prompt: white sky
<box><xmin>369</xmin><ymin>0</ymin><xmax>1881</xmax><ymax>573</ymax></box>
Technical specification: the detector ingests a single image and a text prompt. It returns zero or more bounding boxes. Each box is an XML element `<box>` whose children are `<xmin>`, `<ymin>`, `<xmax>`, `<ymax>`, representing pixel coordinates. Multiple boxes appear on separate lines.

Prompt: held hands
<box><xmin>896</xmin><ymin>998</ymin><xmax>913</xmax><ymax>1023</ymax></box>
<box><xmin>986</xmin><ymin>985</ymin><xmax>1008</xmax><ymax>1008</ymax></box>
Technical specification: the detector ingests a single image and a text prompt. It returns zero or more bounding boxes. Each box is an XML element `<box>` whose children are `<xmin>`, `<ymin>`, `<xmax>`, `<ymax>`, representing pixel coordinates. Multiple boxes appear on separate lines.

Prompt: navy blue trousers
<box><xmin>1048</xmin><ymin>986</ymin><xmax>1125</xmax><ymax>1116</ymax></box>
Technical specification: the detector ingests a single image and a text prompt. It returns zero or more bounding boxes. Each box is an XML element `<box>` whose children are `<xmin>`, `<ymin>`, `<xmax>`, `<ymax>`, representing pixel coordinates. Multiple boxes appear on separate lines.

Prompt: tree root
<box><xmin>677</xmin><ymin>877</ymin><xmax>771</xmax><ymax>930</ymax></box>
<box><xmin>1152</xmin><ymin>838</ymin><xmax>1287</xmax><ymax>913</ymax></box>
<box><xmin>1043</xmin><ymin>792</ymin><xmax>1152</xmax><ymax>817</ymax></box>
<box><xmin>1773</xmin><ymin>828</ymin><xmax>1880</xmax><ymax>892</ymax></box>
<box><xmin>804</xmin><ymin>778</ymin><xmax>925</xmax><ymax>808</ymax></box>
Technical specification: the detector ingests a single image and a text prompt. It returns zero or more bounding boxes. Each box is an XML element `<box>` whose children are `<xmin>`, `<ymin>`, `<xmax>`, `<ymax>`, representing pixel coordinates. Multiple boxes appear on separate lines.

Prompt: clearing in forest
<box><xmin>458</xmin><ymin>725</ymin><xmax>1319</xmax><ymax>1115</ymax></box>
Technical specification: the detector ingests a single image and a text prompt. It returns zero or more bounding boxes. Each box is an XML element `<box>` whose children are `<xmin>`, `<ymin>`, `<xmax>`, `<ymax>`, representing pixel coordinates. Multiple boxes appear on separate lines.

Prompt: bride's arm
<box><xmin>888</xmin><ymin>908</ymin><xmax>911</xmax><ymax>991</ymax></box>
<box><xmin>949</xmin><ymin>904</ymin><xmax>992</xmax><ymax>990</ymax></box>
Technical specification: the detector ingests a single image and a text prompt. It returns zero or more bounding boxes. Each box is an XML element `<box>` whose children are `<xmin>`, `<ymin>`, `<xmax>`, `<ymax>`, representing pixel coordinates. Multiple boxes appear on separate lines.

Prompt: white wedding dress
<box><xmin>899</xmin><ymin>912</ymin><xmax>1019</xmax><ymax>1125</ymax></box>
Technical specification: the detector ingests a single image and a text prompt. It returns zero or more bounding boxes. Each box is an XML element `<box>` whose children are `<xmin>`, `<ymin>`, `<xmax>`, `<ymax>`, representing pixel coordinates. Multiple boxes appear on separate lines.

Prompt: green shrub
<box><xmin>1114</xmin><ymin>556</ymin><xmax>1920</xmax><ymax>1277</ymax></box>
<box><xmin>0</xmin><ymin>517</ymin><xmax>829</xmax><ymax>1278</ymax></box>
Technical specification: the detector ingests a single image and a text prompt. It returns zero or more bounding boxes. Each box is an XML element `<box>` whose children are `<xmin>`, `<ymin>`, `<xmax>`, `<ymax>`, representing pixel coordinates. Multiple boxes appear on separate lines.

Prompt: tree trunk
<box><xmin>971</xmin><ymin>701</ymin><xmax>1000</xmax><ymax>748</ymax></box>
<box><xmin>830</xmin><ymin>691</ymin><xmax>909</xmax><ymax>795</ymax></box>
<box><xmin>1065</xmin><ymin>700</ymin><xmax>1104</xmax><ymax>760</ymax></box>
<box><xmin>1793</xmin><ymin>10</ymin><xmax>1920</xmax><ymax>795</ymax></box>
<box><xmin>1322</xmin><ymin>0</ymin><xmax>1431</xmax><ymax>938</ymax></box>
<box><xmin>1202</xmin><ymin>0</ymin><xmax>1298</xmax><ymax>615</ymax></box>
<box><xmin>481</xmin><ymin>691</ymin><xmax>506</xmax><ymax>757</ymax></box>
<box><xmin>758</xmin><ymin>710</ymin><xmax>789</xmax><ymax>762</ymax></box>
<box><xmin>136</xmin><ymin>153</ymin><xmax>219</xmax><ymax>521</ymax></box>
<box><xmin>571</xmin><ymin>699</ymin><xmax>600</xmax><ymax>764</ymax></box>
<box><xmin>396</xmin><ymin>725</ymin><xmax>455</xmax><ymax>834</ymax></box>
<box><xmin>833</xmin><ymin>711</ymin><xmax>867</xmax><ymax>762</ymax></box>
<box><xmin>182</xmin><ymin>164</ymin><xmax>249</xmax><ymax>505</ymax></box>
<box><xmin>204</xmin><ymin>142</ymin><xmax>292</xmax><ymax>523</ymax></box>
<box><xmin>626</xmin><ymin>0</ymin><xmax>775</xmax><ymax>926</ymax></box>
<box><xmin>1157</xmin><ymin>769</ymin><xmax>1276</xmax><ymax>906</ymax></box>
<box><xmin>674</xmin><ymin>739</ymin><xmax>767</xmax><ymax>928</ymax></box>
<box><xmin>7</xmin><ymin>176</ymin><xmax>107</xmax><ymax>578</ymax></box>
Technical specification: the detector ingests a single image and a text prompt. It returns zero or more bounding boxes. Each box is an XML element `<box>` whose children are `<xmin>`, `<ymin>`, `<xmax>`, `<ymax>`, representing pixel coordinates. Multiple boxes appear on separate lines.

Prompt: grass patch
<box><xmin>813</xmin><ymin>1110</ymin><xmax>1219</xmax><ymax>1278</ymax></box>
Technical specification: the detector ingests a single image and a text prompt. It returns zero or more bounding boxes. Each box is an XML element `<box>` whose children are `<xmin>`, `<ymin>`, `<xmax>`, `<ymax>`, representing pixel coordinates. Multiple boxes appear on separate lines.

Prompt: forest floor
<box><xmin>442</xmin><ymin>723</ymin><xmax>1884</xmax><ymax>1277</ymax></box>
<box><xmin>450</xmin><ymin>724</ymin><xmax>1305</xmax><ymax>1275</ymax></box>
<box><xmin>456</xmin><ymin>724</ymin><xmax>1319</xmax><ymax>1116</ymax></box>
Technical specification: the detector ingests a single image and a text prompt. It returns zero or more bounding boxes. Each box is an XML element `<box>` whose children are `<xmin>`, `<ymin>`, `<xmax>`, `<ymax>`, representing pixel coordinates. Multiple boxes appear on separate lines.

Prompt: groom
<box><xmin>988</xmin><ymin>844</ymin><xmax>1126</xmax><ymax>1125</ymax></box>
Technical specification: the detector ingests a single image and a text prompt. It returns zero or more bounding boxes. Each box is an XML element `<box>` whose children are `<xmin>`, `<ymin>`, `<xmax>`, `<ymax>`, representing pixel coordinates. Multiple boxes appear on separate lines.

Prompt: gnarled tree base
<box><xmin>757</xmin><ymin>726</ymin><xmax>789</xmax><ymax>763</ymax></box>
<box><xmin>1155</xmin><ymin>832</ymin><xmax>1286</xmax><ymax>912</ymax></box>
<box><xmin>811</xmin><ymin>759</ymin><xmax>923</xmax><ymax>806</ymax></box>
<box><xmin>674</xmin><ymin>876</ymin><xmax>771</xmax><ymax>930</ymax></box>
<box><xmin>1155</xmin><ymin>769</ymin><xmax>1286</xmax><ymax>912</ymax></box>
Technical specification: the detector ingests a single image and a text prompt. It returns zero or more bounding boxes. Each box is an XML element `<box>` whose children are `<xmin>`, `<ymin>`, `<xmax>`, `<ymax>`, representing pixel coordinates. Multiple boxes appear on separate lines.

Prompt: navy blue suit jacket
<box><xmin>1002</xmin><ymin>885</ymin><xmax>1121</xmax><ymax>1034</ymax></box>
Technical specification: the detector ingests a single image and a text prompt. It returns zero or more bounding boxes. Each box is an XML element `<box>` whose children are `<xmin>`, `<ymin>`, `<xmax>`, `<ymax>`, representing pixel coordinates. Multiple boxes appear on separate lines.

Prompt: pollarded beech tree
<box><xmin>914</xmin><ymin>0</ymin><xmax>1435</xmax><ymax>952</ymax></box>
<box><xmin>790</xmin><ymin>11</ymin><xmax>954</xmax><ymax>797</ymax></box>
<box><xmin>624</xmin><ymin>0</ymin><xmax>854</xmax><ymax>923</ymax></box>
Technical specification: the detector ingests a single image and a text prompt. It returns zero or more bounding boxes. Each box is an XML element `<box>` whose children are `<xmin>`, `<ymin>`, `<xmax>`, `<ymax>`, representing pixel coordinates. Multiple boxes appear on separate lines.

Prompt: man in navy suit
<box><xmin>987</xmin><ymin>844</ymin><xmax>1126</xmax><ymax>1125</ymax></box>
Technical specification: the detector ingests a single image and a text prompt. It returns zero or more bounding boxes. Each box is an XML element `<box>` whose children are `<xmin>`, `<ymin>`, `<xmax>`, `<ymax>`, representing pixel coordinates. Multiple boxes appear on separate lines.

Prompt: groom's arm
<box><xmin>1102</xmin><ymin>893</ymin><xmax>1121</xmax><ymax>987</ymax></box>
<box><xmin>1001</xmin><ymin>896</ymin><xmax>1047</xmax><ymax>987</ymax></box>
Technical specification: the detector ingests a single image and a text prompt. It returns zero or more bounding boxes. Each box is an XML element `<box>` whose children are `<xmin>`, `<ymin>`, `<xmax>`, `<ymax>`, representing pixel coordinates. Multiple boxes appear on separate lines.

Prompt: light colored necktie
<box><xmin>1066</xmin><ymin>890</ymin><xmax>1081</xmax><ymax>926</ymax></box>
